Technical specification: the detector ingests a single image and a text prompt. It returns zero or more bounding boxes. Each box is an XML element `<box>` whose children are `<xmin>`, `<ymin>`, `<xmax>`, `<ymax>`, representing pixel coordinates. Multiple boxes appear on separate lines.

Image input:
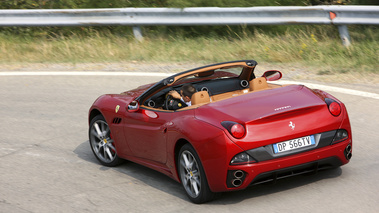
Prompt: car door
<box><xmin>123</xmin><ymin>108</ymin><xmax>173</xmax><ymax>164</ymax></box>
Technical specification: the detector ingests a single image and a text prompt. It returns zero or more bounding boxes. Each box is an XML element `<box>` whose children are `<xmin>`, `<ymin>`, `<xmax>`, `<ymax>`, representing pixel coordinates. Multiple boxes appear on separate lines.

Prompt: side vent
<box><xmin>112</xmin><ymin>117</ymin><xmax>122</xmax><ymax>124</ymax></box>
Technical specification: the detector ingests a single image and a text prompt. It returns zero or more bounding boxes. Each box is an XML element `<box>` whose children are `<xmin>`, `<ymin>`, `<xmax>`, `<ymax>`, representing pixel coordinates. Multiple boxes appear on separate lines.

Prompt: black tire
<box><xmin>89</xmin><ymin>114</ymin><xmax>124</xmax><ymax>167</ymax></box>
<box><xmin>178</xmin><ymin>144</ymin><xmax>215</xmax><ymax>203</ymax></box>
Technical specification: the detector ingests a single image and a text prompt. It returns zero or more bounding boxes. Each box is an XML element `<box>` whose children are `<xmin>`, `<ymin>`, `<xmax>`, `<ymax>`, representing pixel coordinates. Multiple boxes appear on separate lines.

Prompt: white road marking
<box><xmin>1</xmin><ymin>71</ymin><xmax>378</xmax><ymax>100</ymax></box>
<box><xmin>278</xmin><ymin>80</ymin><xmax>379</xmax><ymax>100</ymax></box>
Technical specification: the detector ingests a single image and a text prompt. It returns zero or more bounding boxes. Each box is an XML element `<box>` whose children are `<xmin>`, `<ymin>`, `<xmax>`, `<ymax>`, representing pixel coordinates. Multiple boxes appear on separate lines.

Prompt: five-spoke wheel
<box><xmin>178</xmin><ymin>144</ymin><xmax>215</xmax><ymax>203</ymax></box>
<box><xmin>89</xmin><ymin>115</ymin><xmax>123</xmax><ymax>166</ymax></box>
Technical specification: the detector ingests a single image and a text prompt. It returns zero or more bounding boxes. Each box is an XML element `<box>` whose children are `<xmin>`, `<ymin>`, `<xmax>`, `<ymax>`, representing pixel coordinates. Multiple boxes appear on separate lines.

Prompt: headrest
<box><xmin>249</xmin><ymin>77</ymin><xmax>268</xmax><ymax>91</ymax></box>
<box><xmin>191</xmin><ymin>91</ymin><xmax>210</xmax><ymax>105</ymax></box>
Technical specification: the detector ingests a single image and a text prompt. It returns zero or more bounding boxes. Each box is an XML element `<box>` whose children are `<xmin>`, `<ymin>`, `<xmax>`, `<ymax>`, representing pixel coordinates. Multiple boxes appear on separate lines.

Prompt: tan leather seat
<box><xmin>191</xmin><ymin>91</ymin><xmax>210</xmax><ymax>105</ymax></box>
<box><xmin>249</xmin><ymin>77</ymin><xmax>268</xmax><ymax>91</ymax></box>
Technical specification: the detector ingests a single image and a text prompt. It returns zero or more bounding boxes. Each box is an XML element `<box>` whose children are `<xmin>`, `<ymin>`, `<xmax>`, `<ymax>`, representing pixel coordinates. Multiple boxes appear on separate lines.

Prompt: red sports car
<box><xmin>88</xmin><ymin>60</ymin><xmax>352</xmax><ymax>203</ymax></box>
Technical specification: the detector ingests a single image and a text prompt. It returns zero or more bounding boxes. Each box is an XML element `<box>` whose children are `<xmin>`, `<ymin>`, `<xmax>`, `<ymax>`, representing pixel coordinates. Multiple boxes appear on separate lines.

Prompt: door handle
<box><xmin>162</xmin><ymin>121</ymin><xmax>173</xmax><ymax>134</ymax></box>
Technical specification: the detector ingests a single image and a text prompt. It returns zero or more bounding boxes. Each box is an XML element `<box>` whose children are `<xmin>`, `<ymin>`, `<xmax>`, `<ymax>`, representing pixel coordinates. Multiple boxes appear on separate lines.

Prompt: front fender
<box><xmin>89</xmin><ymin>94</ymin><xmax>133</xmax><ymax>157</ymax></box>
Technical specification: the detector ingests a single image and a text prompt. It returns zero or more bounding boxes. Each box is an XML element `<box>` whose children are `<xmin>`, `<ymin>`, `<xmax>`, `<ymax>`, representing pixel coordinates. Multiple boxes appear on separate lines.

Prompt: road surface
<box><xmin>0</xmin><ymin>70</ymin><xmax>378</xmax><ymax>213</ymax></box>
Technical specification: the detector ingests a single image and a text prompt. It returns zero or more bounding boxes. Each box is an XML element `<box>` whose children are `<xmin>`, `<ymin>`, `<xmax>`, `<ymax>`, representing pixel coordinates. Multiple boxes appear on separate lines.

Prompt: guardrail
<box><xmin>1</xmin><ymin>6</ymin><xmax>378</xmax><ymax>46</ymax></box>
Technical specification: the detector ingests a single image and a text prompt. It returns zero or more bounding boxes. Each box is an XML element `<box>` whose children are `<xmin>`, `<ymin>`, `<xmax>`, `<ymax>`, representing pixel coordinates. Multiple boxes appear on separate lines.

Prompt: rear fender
<box><xmin>167</xmin><ymin>115</ymin><xmax>245</xmax><ymax>192</ymax></box>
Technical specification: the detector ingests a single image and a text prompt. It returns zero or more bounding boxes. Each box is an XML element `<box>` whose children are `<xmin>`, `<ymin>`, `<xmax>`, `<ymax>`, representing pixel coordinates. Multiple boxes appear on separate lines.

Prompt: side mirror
<box><xmin>262</xmin><ymin>70</ymin><xmax>282</xmax><ymax>81</ymax></box>
<box><xmin>127</xmin><ymin>100</ymin><xmax>139</xmax><ymax>112</ymax></box>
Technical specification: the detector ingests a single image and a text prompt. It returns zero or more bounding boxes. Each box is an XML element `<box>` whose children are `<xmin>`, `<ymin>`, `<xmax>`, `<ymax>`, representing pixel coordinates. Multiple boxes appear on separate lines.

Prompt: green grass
<box><xmin>0</xmin><ymin>27</ymin><xmax>378</xmax><ymax>74</ymax></box>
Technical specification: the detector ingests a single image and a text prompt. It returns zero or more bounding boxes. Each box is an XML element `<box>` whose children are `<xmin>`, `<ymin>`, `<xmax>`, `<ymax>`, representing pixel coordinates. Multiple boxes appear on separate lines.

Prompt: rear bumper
<box><xmin>220</xmin><ymin>138</ymin><xmax>351</xmax><ymax>192</ymax></box>
<box><xmin>249</xmin><ymin>156</ymin><xmax>342</xmax><ymax>186</ymax></box>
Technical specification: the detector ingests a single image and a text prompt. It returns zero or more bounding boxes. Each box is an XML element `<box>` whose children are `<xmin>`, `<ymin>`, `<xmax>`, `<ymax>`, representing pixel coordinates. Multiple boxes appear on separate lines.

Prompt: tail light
<box><xmin>221</xmin><ymin>121</ymin><xmax>246</xmax><ymax>139</ymax></box>
<box><xmin>325</xmin><ymin>98</ymin><xmax>341</xmax><ymax>116</ymax></box>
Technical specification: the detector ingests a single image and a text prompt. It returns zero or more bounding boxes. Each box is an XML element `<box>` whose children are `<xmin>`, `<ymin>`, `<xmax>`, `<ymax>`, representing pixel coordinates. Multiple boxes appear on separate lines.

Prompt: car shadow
<box><xmin>74</xmin><ymin>140</ymin><xmax>188</xmax><ymax>201</ymax></box>
<box><xmin>74</xmin><ymin>140</ymin><xmax>342</xmax><ymax>204</ymax></box>
<box><xmin>210</xmin><ymin>167</ymin><xmax>342</xmax><ymax>205</ymax></box>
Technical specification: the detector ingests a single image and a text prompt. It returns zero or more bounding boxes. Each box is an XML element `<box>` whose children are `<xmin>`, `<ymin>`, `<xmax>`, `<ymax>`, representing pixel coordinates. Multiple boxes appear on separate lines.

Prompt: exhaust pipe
<box><xmin>227</xmin><ymin>170</ymin><xmax>246</xmax><ymax>188</ymax></box>
<box><xmin>347</xmin><ymin>152</ymin><xmax>352</xmax><ymax>160</ymax></box>
<box><xmin>345</xmin><ymin>144</ymin><xmax>352</xmax><ymax>160</ymax></box>
<box><xmin>231</xmin><ymin>170</ymin><xmax>245</xmax><ymax>187</ymax></box>
<box><xmin>234</xmin><ymin>170</ymin><xmax>244</xmax><ymax>179</ymax></box>
<box><xmin>346</xmin><ymin>144</ymin><xmax>351</xmax><ymax>153</ymax></box>
<box><xmin>232</xmin><ymin>179</ymin><xmax>242</xmax><ymax>187</ymax></box>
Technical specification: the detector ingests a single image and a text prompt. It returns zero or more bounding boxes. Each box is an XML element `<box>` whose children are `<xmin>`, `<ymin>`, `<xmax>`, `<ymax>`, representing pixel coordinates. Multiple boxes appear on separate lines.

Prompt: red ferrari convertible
<box><xmin>88</xmin><ymin>60</ymin><xmax>352</xmax><ymax>203</ymax></box>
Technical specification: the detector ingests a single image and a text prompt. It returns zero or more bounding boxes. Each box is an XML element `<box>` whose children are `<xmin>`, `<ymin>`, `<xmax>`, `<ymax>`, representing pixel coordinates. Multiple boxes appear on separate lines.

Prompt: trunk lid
<box><xmin>199</xmin><ymin>85</ymin><xmax>325</xmax><ymax>123</ymax></box>
<box><xmin>196</xmin><ymin>85</ymin><xmax>342</xmax><ymax>150</ymax></box>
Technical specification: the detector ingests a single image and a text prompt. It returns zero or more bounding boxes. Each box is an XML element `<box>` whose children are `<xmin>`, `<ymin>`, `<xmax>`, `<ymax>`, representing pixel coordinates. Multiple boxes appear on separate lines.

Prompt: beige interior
<box><xmin>191</xmin><ymin>91</ymin><xmax>211</xmax><ymax>105</ymax></box>
<box><xmin>142</xmin><ymin>78</ymin><xmax>285</xmax><ymax>111</ymax></box>
<box><xmin>176</xmin><ymin>82</ymin><xmax>284</xmax><ymax>111</ymax></box>
<box><xmin>249</xmin><ymin>77</ymin><xmax>269</xmax><ymax>91</ymax></box>
<box><xmin>211</xmin><ymin>82</ymin><xmax>282</xmax><ymax>102</ymax></box>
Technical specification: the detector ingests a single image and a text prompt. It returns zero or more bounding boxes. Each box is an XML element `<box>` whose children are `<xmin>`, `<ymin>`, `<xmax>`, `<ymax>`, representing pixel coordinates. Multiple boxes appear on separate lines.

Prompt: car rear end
<box><xmin>197</xmin><ymin>85</ymin><xmax>352</xmax><ymax>192</ymax></box>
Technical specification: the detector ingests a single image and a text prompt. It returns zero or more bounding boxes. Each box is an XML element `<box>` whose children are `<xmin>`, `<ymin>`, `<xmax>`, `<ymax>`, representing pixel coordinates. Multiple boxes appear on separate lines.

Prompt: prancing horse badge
<box><xmin>289</xmin><ymin>121</ymin><xmax>295</xmax><ymax>130</ymax></box>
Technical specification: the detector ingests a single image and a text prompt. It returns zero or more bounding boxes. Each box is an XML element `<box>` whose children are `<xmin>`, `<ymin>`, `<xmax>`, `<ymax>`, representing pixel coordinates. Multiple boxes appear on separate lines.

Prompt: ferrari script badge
<box><xmin>115</xmin><ymin>105</ymin><xmax>120</xmax><ymax>113</ymax></box>
<box><xmin>289</xmin><ymin>121</ymin><xmax>295</xmax><ymax>130</ymax></box>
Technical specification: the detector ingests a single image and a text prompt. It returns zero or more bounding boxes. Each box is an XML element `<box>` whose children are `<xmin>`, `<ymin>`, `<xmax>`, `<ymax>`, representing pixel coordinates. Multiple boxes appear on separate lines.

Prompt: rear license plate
<box><xmin>273</xmin><ymin>135</ymin><xmax>315</xmax><ymax>154</ymax></box>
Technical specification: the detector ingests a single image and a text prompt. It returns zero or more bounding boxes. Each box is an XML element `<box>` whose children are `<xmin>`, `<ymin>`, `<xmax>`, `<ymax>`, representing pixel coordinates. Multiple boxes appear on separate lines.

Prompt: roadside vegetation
<box><xmin>0</xmin><ymin>25</ymin><xmax>377</xmax><ymax>74</ymax></box>
<box><xmin>0</xmin><ymin>0</ymin><xmax>378</xmax><ymax>75</ymax></box>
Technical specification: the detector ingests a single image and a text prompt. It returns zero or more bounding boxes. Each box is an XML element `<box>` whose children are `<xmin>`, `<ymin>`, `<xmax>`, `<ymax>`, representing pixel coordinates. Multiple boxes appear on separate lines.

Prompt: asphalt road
<box><xmin>0</xmin><ymin>73</ymin><xmax>378</xmax><ymax>213</ymax></box>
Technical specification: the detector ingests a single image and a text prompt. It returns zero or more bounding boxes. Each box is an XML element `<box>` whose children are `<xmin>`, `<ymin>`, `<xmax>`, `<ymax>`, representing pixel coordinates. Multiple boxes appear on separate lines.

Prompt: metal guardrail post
<box><xmin>337</xmin><ymin>25</ymin><xmax>351</xmax><ymax>47</ymax></box>
<box><xmin>329</xmin><ymin>11</ymin><xmax>351</xmax><ymax>47</ymax></box>
<box><xmin>132</xmin><ymin>26</ymin><xmax>143</xmax><ymax>41</ymax></box>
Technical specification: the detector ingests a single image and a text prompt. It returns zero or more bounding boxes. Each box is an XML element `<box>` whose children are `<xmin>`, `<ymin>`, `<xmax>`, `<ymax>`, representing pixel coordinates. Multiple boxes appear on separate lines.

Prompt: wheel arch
<box><xmin>88</xmin><ymin>112</ymin><xmax>124</xmax><ymax>167</ymax></box>
<box><xmin>89</xmin><ymin>108</ymin><xmax>102</xmax><ymax>124</ymax></box>
<box><xmin>170</xmin><ymin>118</ymin><xmax>241</xmax><ymax>192</ymax></box>
<box><xmin>173</xmin><ymin>138</ymin><xmax>190</xmax><ymax>181</ymax></box>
